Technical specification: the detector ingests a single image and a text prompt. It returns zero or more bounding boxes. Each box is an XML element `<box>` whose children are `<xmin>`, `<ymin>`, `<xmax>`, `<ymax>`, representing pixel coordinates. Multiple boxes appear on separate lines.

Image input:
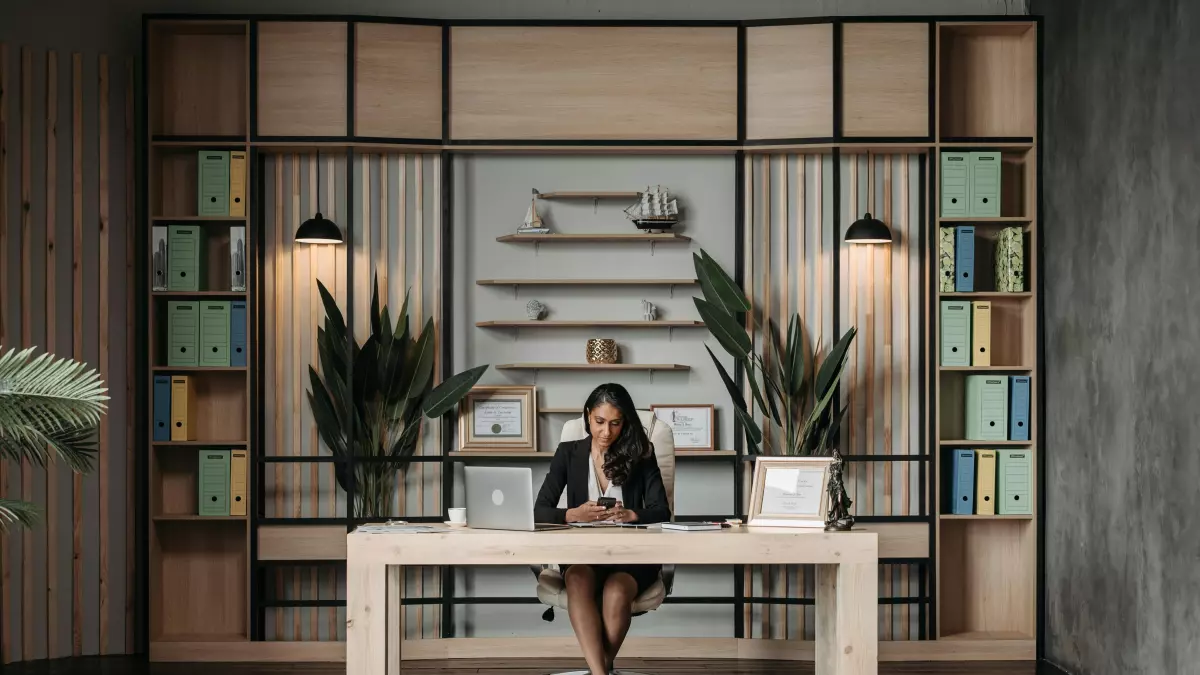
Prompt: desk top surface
<box><xmin>346</xmin><ymin>524</ymin><xmax>878</xmax><ymax>565</ymax></box>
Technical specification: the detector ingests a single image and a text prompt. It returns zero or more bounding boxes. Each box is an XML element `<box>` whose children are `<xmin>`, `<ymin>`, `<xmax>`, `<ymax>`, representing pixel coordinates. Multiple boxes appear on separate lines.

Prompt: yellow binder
<box><xmin>229</xmin><ymin>449</ymin><xmax>247</xmax><ymax>516</ymax></box>
<box><xmin>169</xmin><ymin>376</ymin><xmax>197</xmax><ymax>441</ymax></box>
<box><xmin>975</xmin><ymin>450</ymin><xmax>997</xmax><ymax>515</ymax></box>
<box><xmin>972</xmin><ymin>301</ymin><xmax>992</xmax><ymax>366</ymax></box>
<box><xmin>229</xmin><ymin>150</ymin><xmax>247</xmax><ymax>217</ymax></box>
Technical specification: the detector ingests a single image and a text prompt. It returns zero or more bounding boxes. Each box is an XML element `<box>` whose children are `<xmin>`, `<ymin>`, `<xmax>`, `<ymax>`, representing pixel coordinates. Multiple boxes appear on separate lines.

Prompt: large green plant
<box><xmin>692</xmin><ymin>249</ymin><xmax>856</xmax><ymax>456</ymax></box>
<box><xmin>0</xmin><ymin>347</ymin><xmax>107</xmax><ymax>530</ymax></box>
<box><xmin>307</xmin><ymin>275</ymin><xmax>488</xmax><ymax>517</ymax></box>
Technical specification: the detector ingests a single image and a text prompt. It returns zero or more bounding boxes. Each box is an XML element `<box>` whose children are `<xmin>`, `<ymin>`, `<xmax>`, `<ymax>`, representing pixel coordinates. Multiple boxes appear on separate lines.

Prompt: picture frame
<box><xmin>746</xmin><ymin>456</ymin><xmax>833</xmax><ymax>528</ymax></box>
<box><xmin>649</xmin><ymin>403</ymin><xmax>715</xmax><ymax>451</ymax></box>
<box><xmin>457</xmin><ymin>385</ymin><xmax>538</xmax><ymax>452</ymax></box>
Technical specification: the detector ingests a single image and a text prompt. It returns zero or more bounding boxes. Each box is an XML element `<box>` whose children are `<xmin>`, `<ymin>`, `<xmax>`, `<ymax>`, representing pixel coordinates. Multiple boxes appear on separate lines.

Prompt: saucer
<box><xmin>444</xmin><ymin>521</ymin><xmax>467</xmax><ymax>528</ymax></box>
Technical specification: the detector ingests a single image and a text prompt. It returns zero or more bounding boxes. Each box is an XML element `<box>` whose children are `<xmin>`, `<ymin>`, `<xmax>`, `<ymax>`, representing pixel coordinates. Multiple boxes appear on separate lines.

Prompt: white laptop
<box><xmin>463</xmin><ymin>466</ymin><xmax>570</xmax><ymax>531</ymax></box>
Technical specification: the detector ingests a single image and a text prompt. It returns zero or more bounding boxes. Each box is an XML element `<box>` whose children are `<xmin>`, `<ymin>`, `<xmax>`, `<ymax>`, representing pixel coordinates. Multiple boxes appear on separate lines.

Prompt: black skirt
<box><xmin>559</xmin><ymin>563</ymin><xmax>661</xmax><ymax>601</ymax></box>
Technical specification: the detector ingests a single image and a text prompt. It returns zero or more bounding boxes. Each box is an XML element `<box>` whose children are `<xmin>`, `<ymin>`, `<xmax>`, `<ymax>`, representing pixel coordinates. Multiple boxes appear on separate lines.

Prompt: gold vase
<box><xmin>586</xmin><ymin>338</ymin><xmax>619</xmax><ymax>364</ymax></box>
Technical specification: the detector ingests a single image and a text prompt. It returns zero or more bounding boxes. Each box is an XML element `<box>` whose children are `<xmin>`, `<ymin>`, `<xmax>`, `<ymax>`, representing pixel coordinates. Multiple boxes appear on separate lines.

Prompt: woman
<box><xmin>534</xmin><ymin>383</ymin><xmax>671</xmax><ymax>675</ymax></box>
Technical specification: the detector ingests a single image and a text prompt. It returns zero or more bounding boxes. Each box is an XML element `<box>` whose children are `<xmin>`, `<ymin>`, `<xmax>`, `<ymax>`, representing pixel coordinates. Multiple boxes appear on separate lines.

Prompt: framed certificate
<box><xmin>746</xmin><ymin>456</ymin><xmax>833</xmax><ymax>528</ymax></box>
<box><xmin>650</xmin><ymin>404</ymin><xmax>715</xmax><ymax>451</ymax></box>
<box><xmin>457</xmin><ymin>385</ymin><xmax>537</xmax><ymax>451</ymax></box>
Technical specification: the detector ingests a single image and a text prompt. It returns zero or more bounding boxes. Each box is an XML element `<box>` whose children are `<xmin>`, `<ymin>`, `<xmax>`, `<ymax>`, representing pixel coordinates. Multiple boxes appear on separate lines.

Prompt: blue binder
<box><xmin>230</xmin><ymin>300</ymin><xmax>247</xmax><ymax>367</ymax></box>
<box><xmin>950</xmin><ymin>449</ymin><xmax>976</xmax><ymax>515</ymax></box>
<box><xmin>955</xmin><ymin>225</ymin><xmax>975</xmax><ymax>292</ymax></box>
<box><xmin>153</xmin><ymin>375</ymin><xmax>171</xmax><ymax>441</ymax></box>
<box><xmin>1009</xmin><ymin>376</ymin><xmax>1031</xmax><ymax>441</ymax></box>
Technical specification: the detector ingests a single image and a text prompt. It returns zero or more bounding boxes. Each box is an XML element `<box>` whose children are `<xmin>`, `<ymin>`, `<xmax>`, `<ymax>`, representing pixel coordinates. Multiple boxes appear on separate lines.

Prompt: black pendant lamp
<box><xmin>295</xmin><ymin>151</ymin><xmax>343</xmax><ymax>244</ymax></box>
<box><xmin>845</xmin><ymin>212</ymin><xmax>893</xmax><ymax>244</ymax></box>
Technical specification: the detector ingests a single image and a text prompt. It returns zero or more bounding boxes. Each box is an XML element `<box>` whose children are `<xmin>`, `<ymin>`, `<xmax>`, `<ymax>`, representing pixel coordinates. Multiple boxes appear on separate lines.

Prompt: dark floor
<box><xmin>0</xmin><ymin>657</ymin><xmax>1064</xmax><ymax>675</ymax></box>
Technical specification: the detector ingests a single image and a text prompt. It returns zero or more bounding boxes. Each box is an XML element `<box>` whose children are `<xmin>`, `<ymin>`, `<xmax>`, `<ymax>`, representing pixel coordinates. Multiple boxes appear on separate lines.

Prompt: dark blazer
<box><xmin>534</xmin><ymin>438</ymin><xmax>672</xmax><ymax>525</ymax></box>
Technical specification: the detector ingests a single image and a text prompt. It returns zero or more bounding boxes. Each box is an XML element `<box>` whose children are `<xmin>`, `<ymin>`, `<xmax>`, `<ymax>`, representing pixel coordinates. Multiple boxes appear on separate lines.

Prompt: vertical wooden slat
<box><xmin>899</xmin><ymin>155</ymin><xmax>911</xmax><ymax>639</ymax></box>
<box><xmin>291</xmin><ymin>153</ymin><xmax>301</xmax><ymax>640</ymax></box>
<box><xmin>20</xmin><ymin>44</ymin><xmax>34</xmax><ymax>663</ymax></box>
<box><xmin>865</xmin><ymin>155</ymin><xmax>875</xmax><ymax>516</ymax></box>
<box><xmin>414</xmin><ymin>155</ymin><xmax>424</xmax><ymax>637</ymax></box>
<box><xmin>380</xmin><ymin>154</ymin><xmax>389</xmax><ymax>304</ymax></box>
<box><xmin>124</xmin><ymin>57</ymin><xmax>136</xmax><ymax>655</ymax></box>
<box><xmin>795</xmin><ymin>155</ymin><xmax>805</xmax><ymax>642</ymax></box>
<box><xmin>395</xmin><ymin>156</ymin><xmax>406</xmax><ymax>519</ymax></box>
<box><xmin>98</xmin><ymin>52</ymin><xmax>111</xmax><ymax>655</ymax></box>
<box><xmin>779</xmin><ymin>154</ymin><xmax>788</xmax><ymax>639</ymax></box>
<box><xmin>846</xmin><ymin>156</ymin><xmax>857</xmax><ymax>508</ymax></box>
<box><xmin>741</xmin><ymin>152</ymin><xmax>752</xmax><ymax>638</ymax></box>
<box><xmin>70</xmin><ymin>51</ymin><xmax>83</xmax><ymax>657</ymax></box>
<box><xmin>760</xmin><ymin>154</ymin><xmax>770</xmax><ymax>641</ymax></box>
<box><xmin>44</xmin><ymin>49</ymin><xmax>59</xmax><ymax>659</ymax></box>
<box><xmin>273</xmin><ymin>153</ymin><xmax>284</xmax><ymax>634</ymax></box>
<box><xmin>432</xmin><ymin>153</ymin><xmax>442</xmax><ymax>638</ymax></box>
<box><xmin>308</xmin><ymin>152</ymin><xmax>319</xmax><ymax>641</ymax></box>
<box><xmin>326</xmin><ymin>152</ymin><xmax>338</xmax><ymax>641</ymax></box>
<box><xmin>882</xmin><ymin>156</ymin><xmax>894</xmax><ymax>641</ymax></box>
<box><xmin>0</xmin><ymin>40</ymin><xmax>9</xmax><ymax>665</ymax></box>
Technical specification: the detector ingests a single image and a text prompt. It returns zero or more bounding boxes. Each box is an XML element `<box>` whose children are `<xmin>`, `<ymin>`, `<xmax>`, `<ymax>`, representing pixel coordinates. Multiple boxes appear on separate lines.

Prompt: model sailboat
<box><xmin>624</xmin><ymin>185</ymin><xmax>680</xmax><ymax>231</ymax></box>
<box><xmin>518</xmin><ymin>188</ymin><xmax>550</xmax><ymax>234</ymax></box>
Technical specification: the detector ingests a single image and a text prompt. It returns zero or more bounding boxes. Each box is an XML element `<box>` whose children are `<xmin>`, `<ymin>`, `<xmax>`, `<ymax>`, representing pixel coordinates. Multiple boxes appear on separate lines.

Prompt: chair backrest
<box><xmin>557</xmin><ymin>410</ymin><xmax>675</xmax><ymax>514</ymax></box>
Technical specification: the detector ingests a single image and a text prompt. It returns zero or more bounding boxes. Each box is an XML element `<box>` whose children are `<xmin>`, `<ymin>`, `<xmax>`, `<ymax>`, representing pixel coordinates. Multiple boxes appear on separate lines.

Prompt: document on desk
<box><xmin>761</xmin><ymin>467</ymin><xmax>824</xmax><ymax>514</ymax></box>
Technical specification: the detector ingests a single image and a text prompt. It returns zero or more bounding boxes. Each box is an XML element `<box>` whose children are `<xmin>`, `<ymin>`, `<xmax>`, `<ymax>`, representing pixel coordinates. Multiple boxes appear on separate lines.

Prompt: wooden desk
<box><xmin>346</xmin><ymin>526</ymin><xmax>878</xmax><ymax>675</ymax></box>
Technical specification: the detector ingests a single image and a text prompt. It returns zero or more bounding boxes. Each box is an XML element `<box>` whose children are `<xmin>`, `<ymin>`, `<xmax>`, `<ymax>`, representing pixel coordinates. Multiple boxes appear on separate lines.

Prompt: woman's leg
<box><xmin>600</xmin><ymin>572</ymin><xmax>639</xmax><ymax>671</ymax></box>
<box><xmin>563</xmin><ymin>565</ymin><xmax>608</xmax><ymax>675</ymax></box>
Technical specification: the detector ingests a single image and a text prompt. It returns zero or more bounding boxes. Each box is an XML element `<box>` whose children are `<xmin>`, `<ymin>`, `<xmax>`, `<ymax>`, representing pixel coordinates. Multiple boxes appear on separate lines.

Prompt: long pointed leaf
<box><xmin>703</xmin><ymin>344</ymin><xmax>747</xmax><ymax>412</ymax></box>
<box><xmin>693</xmin><ymin>297</ymin><xmax>751</xmax><ymax>359</ymax></box>
<box><xmin>732</xmin><ymin>403</ymin><xmax>762</xmax><ymax>454</ymax></box>
<box><xmin>316</xmin><ymin>280</ymin><xmax>346</xmax><ymax>339</ymax></box>
<box><xmin>695</xmin><ymin>249</ymin><xmax>750</xmax><ymax>313</ymax></box>
<box><xmin>815</xmin><ymin>327</ymin><xmax>856</xmax><ymax>396</ymax></box>
<box><xmin>788</xmin><ymin>314</ymin><xmax>807</xmax><ymax>397</ymax></box>
<box><xmin>399</xmin><ymin>320</ymin><xmax>436</xmax><ymax>400</ymax></box>
<box><xmin>370</xmin><ymin>273</ymin><xmax>382</xmax><ymax>339</ymax></box>
<box><xmin>423</xmin><ymin>364</ymin><xmax>489</xmax><ymax>418</ymax></box>
<box><xmin>742</xmin><ymin>360</ymin><xmax>776</xmax><ymax>426</ymax></box>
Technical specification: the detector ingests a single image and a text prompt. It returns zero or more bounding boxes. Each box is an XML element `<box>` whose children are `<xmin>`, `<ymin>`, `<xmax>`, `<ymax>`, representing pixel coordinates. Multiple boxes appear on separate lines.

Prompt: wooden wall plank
<box><xmin>124</xmin><ymin>57</ymin><xmax>136</xmax><ymax>655</ymax></box>
<box><xmin>290</xmin><ymin>154</ymin><xmax>301</xmax><ymax>641</ymax></box>
<box><xmin>449</xmin><ymin>26</ymin><xmax>737</xmax><ymax>140</ymax></box>
<box><xmin>354</xmin><ymin>23</ymin><xmax>441</xmax><ymax>140</ymax></box>
<box><xmin>273</xmin><ymin>154</ymin><xmax>284</xmax><ymax>633</ymax></box>
<box><xmin>20</xmin><ymin>44</ymin><xmax>33</xmax><ymax>662</ymax></box>
<box><xmin>308</xmin><ymin>153</ymin><xmax>319</xmax><ymax>641</ymax></box>
<box><xmin>45</xmin><ymin>49</ymin><xmax>58</xmax><ymax>659</ymax></box>
<box><xmin>414</xmin><ymin>155</ymin><xmax>424</xmax><ymax>637</ymax></box>
<box><xmin>326</xmin><ymin>152</ymin><xmax>339</xmax><ymax>642</ymax></box>
<box><xmin>98</xmin><ymin>52</ymin><xmax>111</xmax><ymax>655</ymax></box>
<box><xmin>70</xmin><ymin>51</ymin><xmax>83</xmax><ymax>657</ymax></box>
<box><xmin>0</xmin><ymin>41</ymin><xmax>8</xmax><ymax>665</ymax></box>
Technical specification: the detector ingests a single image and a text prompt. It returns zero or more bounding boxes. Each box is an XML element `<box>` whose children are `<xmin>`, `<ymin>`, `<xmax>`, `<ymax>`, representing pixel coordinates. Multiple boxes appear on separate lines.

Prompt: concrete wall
<box><xmin>1037</xmin><ymin>1</ymin><xmax>1200</xmax><ymax>673</ymax></box>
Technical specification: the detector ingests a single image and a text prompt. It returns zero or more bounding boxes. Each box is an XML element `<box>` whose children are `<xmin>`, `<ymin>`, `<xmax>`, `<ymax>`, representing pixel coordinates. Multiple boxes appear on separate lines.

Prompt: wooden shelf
<box><xmin>496</xmin><ymin>233</ymin><xmax>691</xmax><ymax>244</ymax></box>
<box><xmin>477</xmin><ymin>320</ymin><xmax>703</xmax><ymax>328</ymax></box>
<box><xmin>536</xmin><ymin>191</ymin><xmax>640</xmax><ymax>200</ymax></box>
<box><xmin>153</xmin><ymin>515</ymin><xmax>248</xmax><ymax>522</ymax></box>
<box><xmin>153</xmin><ymin>291</ymin><xmax>247</xmax><ymax>298</ymax></box>
<box><xmin>478</xmin><ymin>278</ymin><xmax>696</xmax><ymax>287</ymax></box>
<box><xmin>152</xmin><ymin>633</ymin><xmax>249</xmax><ymax>643</ymax></box>
<box><xmin>939</xmin><ymin>366</ymin><xmax>1032</xmax><ymax>372</ymax></box>
<box><xmin>940</xmin><ymin>514</ymin><xmax>1034</xmax><ymax>520</ymax></box>
<box><xmin>153</xmin><ymin>441</ymin><xmax>248</xmax><ymax>447</ymax></box>
<box><xmin>151</xmin><ymin>138</ymin><xmax>248</xmax><ymax>148</ymax></box>
<box><xmin>151</xmin><ymin>216</ymin><xmax>248</xmax><ymax>223</ymax></box>
<box><xmin>939</xmin><ymin>292</ymin><xmax>1032</xmax><ymax>298</ymax></box>
<box><xmin>152</xmin><ymin>366</ymin><xmax>248</xmax><ymax>372</ymax></box>
<box><xmin>496</xmin><ymin>363</ymin><xmax>690</xmax><ymax>372</ymax></box>
<box><xmin>938</xmin><ymin>440</ymin><xmax>1032</xmax><ymax>447</ymax></box>
<box><xmin>940</xmin><ymin>630</ymin><xmax>1034</xmax><ymax>642</ymax></box>
<box><xmin>937</xmin><ymin>217</ymin><xmax>1030</xmax><ymax>223</ymax></box>
<box><xmin>448</xmin><ymin>449</ymin><xmax>735</xmax><ymax>459</ymax></box>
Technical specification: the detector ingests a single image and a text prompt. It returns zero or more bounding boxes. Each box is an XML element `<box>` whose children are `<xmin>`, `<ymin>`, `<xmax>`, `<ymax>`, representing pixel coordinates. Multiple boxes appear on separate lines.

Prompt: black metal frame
<box><xmin>136</xmin><ymin>10</ymin><xmax>1044</xmax><ymax>654</ymax></box>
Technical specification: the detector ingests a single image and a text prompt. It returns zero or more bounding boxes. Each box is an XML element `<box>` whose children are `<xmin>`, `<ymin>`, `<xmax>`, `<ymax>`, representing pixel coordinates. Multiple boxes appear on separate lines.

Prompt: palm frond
<box><xmin>0</xmin><ymin>346</ymin><xmax>109</xmax><ymax>432</ymax></box>
<box><xmin>0</xmin><ymin>421</ymin><xmax>98</xmax><ymax>472</ymax></box>
<box><xmin>0</xmin><ymin>498</ymin><xmax>40</xmax><ymax>531</ymax></box>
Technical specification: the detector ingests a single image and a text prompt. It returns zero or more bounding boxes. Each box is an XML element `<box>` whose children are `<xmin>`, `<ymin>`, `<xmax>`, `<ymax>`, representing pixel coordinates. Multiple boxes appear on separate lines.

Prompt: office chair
<box><xmin>532</xmin><ymin>410</ymin><xmax>676</xmax><ymax>675</ymax></box>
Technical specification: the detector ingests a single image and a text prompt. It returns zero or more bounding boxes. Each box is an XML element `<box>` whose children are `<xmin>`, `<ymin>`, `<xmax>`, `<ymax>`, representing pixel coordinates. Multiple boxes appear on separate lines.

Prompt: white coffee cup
<box><xmin>448</xmin><ymin>507</ymin><xmax>467</xmax><ymax>525</ymax></box>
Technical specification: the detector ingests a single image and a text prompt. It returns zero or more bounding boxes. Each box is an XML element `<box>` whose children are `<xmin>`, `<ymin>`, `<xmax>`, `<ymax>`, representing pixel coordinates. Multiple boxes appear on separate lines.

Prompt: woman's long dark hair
<box><xmin>582</xmin><ymin>382</ymin><xmax>652</xmax><ymax>487</ymax></box>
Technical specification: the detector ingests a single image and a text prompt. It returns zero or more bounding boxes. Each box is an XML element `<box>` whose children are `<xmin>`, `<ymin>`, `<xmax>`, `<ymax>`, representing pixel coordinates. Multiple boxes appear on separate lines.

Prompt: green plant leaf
<box><xmin>0</xmin><ymin>347</ymin><xmax>108</xmax><ymax>433</ymax></box>
<box><xmin>307</xmin><ymin>366</ymin><xmax>348</xmax><ymax>457</ymax></box>
<box><xmin>423</xmin><ymin>364</ymin><xmax>489</xmax><ymax>418</ymax></box>
<box><xmin>316</xmin><ymin>280</ymin><xmax>346</xmax><ymax>339</ymax></box>
<box><xmin>731</xmin><ymin>403</ymin><xmax>762</xmax><ymax>454</ymax></box>
<box><xmin>701</xmin><ymin>345</ymin><xmax>760</xmax><ymax>453</ymax></box>
<box><xmin>693</xmin><ymin>297</ymin><xmax>751</xmax><ymax>359</ymax></box>
<box><xmin>370</xmin><ymin>273</ymin><xmax>382</xmax><ymax>339</ymax></box>
<box><xmin>694</xmin><ymin>249</ymin><xmax>750</xmax><ymax>314</ymax></box>
<box><xmin>399</xmin><ymin>320</ymin><xmax>436</xmax><ymax>400</ymax></box>
<box><xmin>703</xmin><ymin>344</ymin><xmax>746</xmax><ymax>411</ymax></box>
<box><xmin>353</xmin><ymin>338</ymin><xmax>381</xmax><ymax>410</ymax></box>
<box><xmin>815</xmin><ymin>327</ymin><xmax>856</xmax><ymax>396</ymax></box>
<box><xmin>378</xmin><ymin>306</ymin><xmax>393</xmax><ymax>346</ymax></box>
<box><xmin>393</xmin><ymin>290</ymin><xmax>412</xmax><ymax>342</ymax></box>
<box><xmin>741</xmin><ymin>360</ymin><xmax>776</xmax><ymax>427</ymax></box>
<box><xmin>787</xmin><ymin>315</ymin><xmax>807</xmax><ymax>397</ymax></box>
<box><xmin>0</xmin><ymin>498</ymin><xmax>39</xmax><ymax>532</ymax></box>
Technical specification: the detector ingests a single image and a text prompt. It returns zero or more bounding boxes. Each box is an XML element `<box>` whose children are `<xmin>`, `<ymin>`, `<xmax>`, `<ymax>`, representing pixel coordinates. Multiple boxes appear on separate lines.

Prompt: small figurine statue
<box><xmin>824</xmin><ymin>446</ymin><xmax>855</xmax><ymax>532</ymax></box>
<box><xmin>642</xmin><ymin>299</ymin><xmax>657</xmax><ymax>321</ymax></box>
<box><xmin>526</xmin><ymin>299</ymin><xmax>547</xmax><ymax>320</ymax></box>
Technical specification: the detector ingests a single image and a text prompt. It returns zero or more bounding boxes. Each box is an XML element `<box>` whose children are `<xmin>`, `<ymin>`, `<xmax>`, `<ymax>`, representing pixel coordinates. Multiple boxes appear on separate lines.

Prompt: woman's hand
<box><xmin>566</xmin><ymin>501</ymin><xmax>610</xmax><ymax>523</ymax></box>
<box><xmin>605</xmin><ymin>502</ymin><xmax>639</xmax><ymax>524</ymax></box>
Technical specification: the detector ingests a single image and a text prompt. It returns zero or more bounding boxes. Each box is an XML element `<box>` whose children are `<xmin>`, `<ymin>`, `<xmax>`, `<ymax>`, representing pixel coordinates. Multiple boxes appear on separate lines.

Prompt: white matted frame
<box><xmin>649</xmin><ymin>403</ymin><xmax>715</xmax><ymax>451</ymax></box>
<box><xmin>457</xmin><ymin>385</ymin><xmax>538</xmax><ymax>451</ymax></box>
<box><xmin>747</xmin><ymin>456</ymin><xmax>833</xmax><ymax>528</ymax></box>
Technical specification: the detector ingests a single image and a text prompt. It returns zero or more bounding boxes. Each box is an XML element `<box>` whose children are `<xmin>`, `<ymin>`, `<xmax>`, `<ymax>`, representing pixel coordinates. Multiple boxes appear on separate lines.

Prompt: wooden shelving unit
<box><xmin>145</xmin><ymin>17</ymin><xmax>253</xmax><ymax>653</ymax></box>
<box><xmin>933</xmin><ymin>20</ymin><xmax>1039</xmax><ymax>651</ymax></box>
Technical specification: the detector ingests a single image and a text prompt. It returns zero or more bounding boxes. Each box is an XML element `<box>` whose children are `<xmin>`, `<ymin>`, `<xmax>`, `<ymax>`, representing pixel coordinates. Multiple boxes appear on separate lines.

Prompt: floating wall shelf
<box><xmin>477</xmin><ymin>320</ymin><xmax>703</xmax><ymax>328</ymax></box>
<box><xmin>477</xmin><ymin>278</ymin><xmax>697</xmax><ymax>286</ymax></box>
<box><xmin>497</xmin><ymin>363</ymin><xmax>689</xmax><ymax>371</ymax></box>
<box><xmin>535</xmin><ymin>191</ymin><xmax>640</xmax><ymax>200</ymax></box>
<box><xmin>496</xmin><ymin>233</ymin><xmax>690</xmax><ymax>243</ymax></box>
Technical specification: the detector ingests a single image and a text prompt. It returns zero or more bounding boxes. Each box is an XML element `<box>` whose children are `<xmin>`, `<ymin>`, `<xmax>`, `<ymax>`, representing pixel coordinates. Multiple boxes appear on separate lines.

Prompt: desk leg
<box><xmin>815</xmin><ymin>563</ymin><xmax>878</xmax><ymax>675</ymax></box>
<box><xmin>348</xmin><ymin>559</ymin><xmax>388</xmax><ymax>675</ymax></box>
<box><xmin>387</xmin><ymin>566</ymin><xmax>403</xmax><ymax>675</ymax></box>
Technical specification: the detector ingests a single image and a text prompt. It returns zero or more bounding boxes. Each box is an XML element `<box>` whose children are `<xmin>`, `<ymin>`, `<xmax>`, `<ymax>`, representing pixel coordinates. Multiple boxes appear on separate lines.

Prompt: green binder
<box><xmin>198</xmin><ymin>449</ymin><xmax>231</xmax><ymax>516</ymax></box>
<box><xmin>969</xmin><ymin>151</ymin><xmax>1002</xmax><ymax>217</ymax></box>
<box><xmin>199</xmin><ymin>301</ymin><xmax>231</xmax><ymax>367</ymax></box>
<box><xmin>939</xmin><ymin>227</ymin><xmax>955</xmax><ymax>292</ymax></box>
<box><xmin>167</xmin><ymin>225</ymin><xmax>205</xmax><ymax>291</ymax></box>
<box><xmin>940</xmin><ymin>301</ymin><xmax>971</xmax><ymax>366</ymax></box>
<box><xmin>167</xmin><ymin>301</ymin><xmax>199</xmax><ymax>367</ymax></box>
<box><xmin>965</xmin><ymin>375</ymin><xmax>1009</xmax><ymax>440</ymax></box>
<box><xmin>940</xmin><ymin>152</ymin><xmax>970</xmax><ymax>217</ymax></box>
<box><xmin>997</xmin><ymin>449</ymin><xmax>1032</xmax><ymax>515</ymax></box>
<box><xmin>198</xmin><ymin>150</ymin><xmax>230</xmax><ymax>217</ymax></box>
<box><xmin>995</xmin><ymin>226</ymin><xmax>1025</xmax><ymax>292</ymax></box>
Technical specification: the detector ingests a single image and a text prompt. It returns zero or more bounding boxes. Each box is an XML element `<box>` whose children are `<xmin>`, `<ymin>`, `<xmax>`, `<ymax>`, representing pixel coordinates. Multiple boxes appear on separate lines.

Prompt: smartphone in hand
<box><xmin>596</xmin><ymin>497</ymin><xmax>617</xmax><ymax>509</ymax></box>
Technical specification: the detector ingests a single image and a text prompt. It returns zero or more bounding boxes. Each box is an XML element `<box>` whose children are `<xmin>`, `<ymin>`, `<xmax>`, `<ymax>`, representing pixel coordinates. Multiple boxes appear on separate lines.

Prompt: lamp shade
<box><xmin>845</xmin><ymin>212</ymin><xmax>892</xmax><ymax>244</ymax></box>
<box><xmin>295</xmin><ymin>212</ymin><xmax>343</xmax><ymax>244</ymax></box>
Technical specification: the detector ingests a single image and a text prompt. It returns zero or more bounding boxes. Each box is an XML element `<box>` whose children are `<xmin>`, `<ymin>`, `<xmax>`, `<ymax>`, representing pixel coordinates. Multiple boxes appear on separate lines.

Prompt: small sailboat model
<box><xmin>624</xmin><ymin>185</ymin><xmax>680</xmax><ymax>231</ymax></box>
<box><xmin>518</xmin><ymin>188</ymin><xmax>550</xmax><ymax>234</ymax></box>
